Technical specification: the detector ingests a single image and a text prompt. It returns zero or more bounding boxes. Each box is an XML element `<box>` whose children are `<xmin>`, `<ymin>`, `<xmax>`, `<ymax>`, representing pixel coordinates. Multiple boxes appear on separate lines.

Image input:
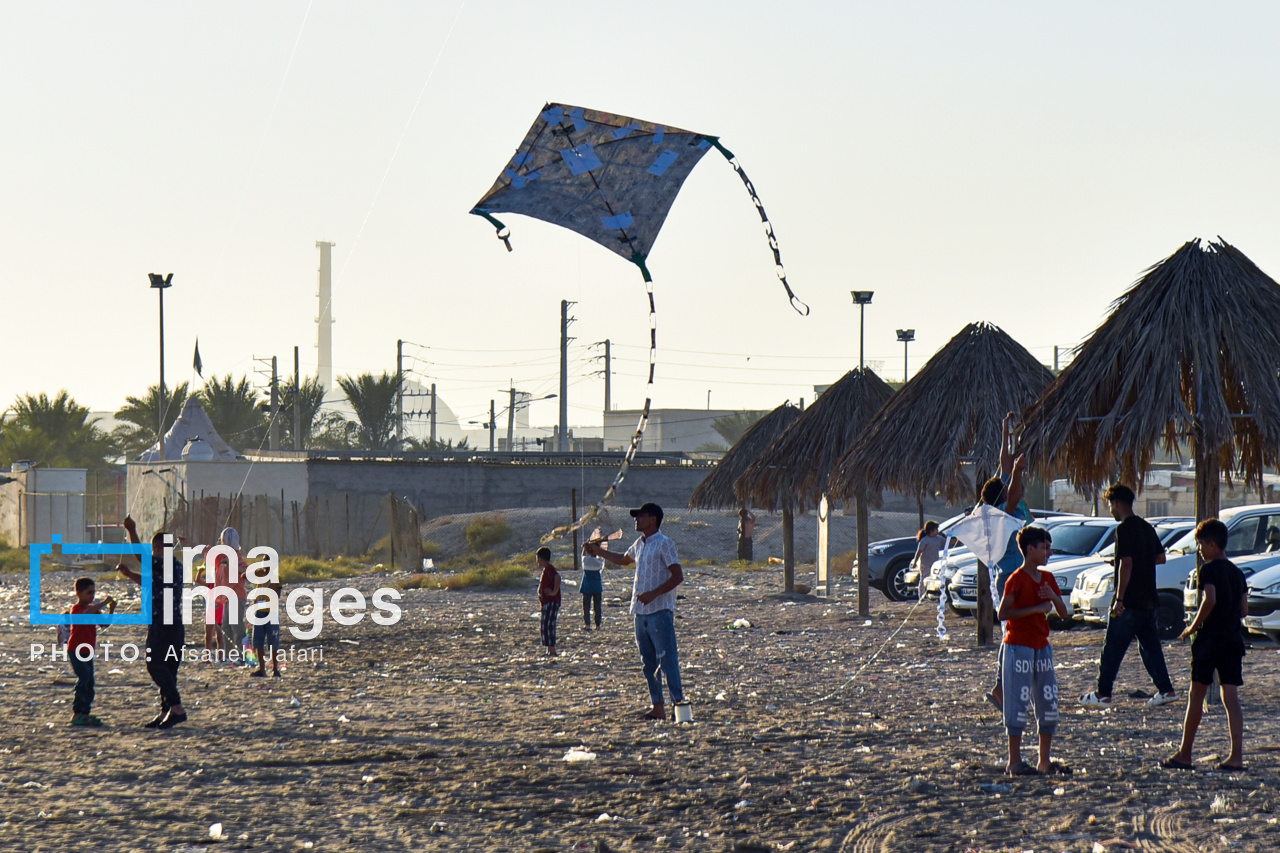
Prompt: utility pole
<box><xmin>507</xmin><ymin>383</ymin><xmax>515</xmax><ymax>451</ymax></box>
<box><xmin>396</xmin><ymin>339</ymin><xmax>404</xmax><ymax>452</ymax></box>
<box><xmin>489</xmin><ymin>399</ymin><xmax>496</xmax><ymax>452</ymax></box>
<box><xmin>269</xmin><ymin>356</ymin><xmax>280</xmax><ymax>450</ymax></box>
<box><xmin>603</xmin><ymin>339</ymin><xmax>611</xmax><ymax>412</ymax></box>
<box><xmin>293</xmin><ymin>346</ymin><xmax>301</xmax><ymax>450</ymax></box>
<box><xmin>559</xmin><ymin>300</ymin><xmax>576</xmax><ymax>452</ymax></box>
<box><xmin>429</xmin><ymin>383</ymin><xmax>437</xmax><ymax>444</ymax></box>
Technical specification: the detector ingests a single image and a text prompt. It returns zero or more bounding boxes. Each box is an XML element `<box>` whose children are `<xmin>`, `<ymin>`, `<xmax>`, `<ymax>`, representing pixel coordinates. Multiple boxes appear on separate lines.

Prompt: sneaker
<box><xmin>71</xmin><ymin>714</ymin><xmax>103</xmax><ymax>727</ymax></box>
<box><xmin>1079</xmin><ymin>691</ymin><xmax>1113</xmax><ymax>708</ymax></box>
<box><xmin>1146</xmin><ymin>691</ymin><xmax>1179</xmax><ymax>707</ymax></box>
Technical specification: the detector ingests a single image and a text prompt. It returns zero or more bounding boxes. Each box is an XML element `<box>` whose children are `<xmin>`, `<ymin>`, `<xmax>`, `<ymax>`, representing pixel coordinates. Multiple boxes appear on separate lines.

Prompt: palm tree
<box><xmin>1</xmin><ymin>390</ymin><xmax>115</xmax><ymax>470</ymax></box>
<box><xmin>113</xmin><ymin>382</ymin><xmax>189</xmax><ymax>460</ymax></box>
<box><xmin>711</xmin><ymin>410</ymin><xmax>767</xmax><ymax>447</ymax></box>
<box><xmin>279</xmin><ymin>376</ymin><xmax>327</xmax><ymax>449</ymax></box>
<box><xmin>199</xmin><ymin>375</ymin><xmax>268</xmax><ymax>450</ymax></box>
<box><xmin>336</xmin><ymin>372</ymin><xmax>401</xmax><ymax>450</ymax></box>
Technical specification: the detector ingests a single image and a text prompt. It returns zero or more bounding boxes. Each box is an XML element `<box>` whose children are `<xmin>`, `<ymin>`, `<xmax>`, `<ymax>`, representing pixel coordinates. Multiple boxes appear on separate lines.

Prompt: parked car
<box><xmin>1240</xmin><ymin>559</ymin><xmax>1280</xmax><ymax>643</ymax></box>
<box><xmin>910</xmin><ymin>510</ymin><xmax>1080</xmax><ymax>598</ymax></box>
<box><xmin>881</xmin><ymin>509</ymin><xmax>1074</xmax><ymax>602</ymax></box>
<box><xmin>1042</xmin><ymin>519</ymin><xmax>1194</xmax><ymax>627</ymax></box>
<box><xmin>942</xmin><ymin>517</ymin><xmax>1118</xmax><ymax>618</ymax></box>
<box><xmin>1073</xmin><ymin>503</ymin><xmax>1280</xmax><ymax>640</ymax></box>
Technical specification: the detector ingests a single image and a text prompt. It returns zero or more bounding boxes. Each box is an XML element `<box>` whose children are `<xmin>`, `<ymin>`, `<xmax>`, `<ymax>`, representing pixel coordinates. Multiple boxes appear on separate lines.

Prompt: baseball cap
<box><xmin>629</xmin><ymin>502</ymin><xmax>664</xmax><ymax>523</ymax></box>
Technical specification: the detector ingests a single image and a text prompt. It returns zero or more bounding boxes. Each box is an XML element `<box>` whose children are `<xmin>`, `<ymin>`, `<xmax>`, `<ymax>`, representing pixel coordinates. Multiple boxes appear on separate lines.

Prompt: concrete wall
<box><xmin>605</xmin><ymin>409</ymin><xmax>740</xmax><ymax>453</ymax></box>
<box><xmin>0</xmin><ymin>468</ymin><xmax>88</xmax><ymax>546</ymax></box>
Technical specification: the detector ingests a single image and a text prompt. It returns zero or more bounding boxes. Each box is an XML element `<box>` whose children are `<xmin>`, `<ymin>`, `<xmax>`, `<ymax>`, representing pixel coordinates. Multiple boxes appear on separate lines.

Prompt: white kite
<box><xmin>935</xmin><ymin>503</ymin><xmax>1024</xmax><ymax>639</ymax></box>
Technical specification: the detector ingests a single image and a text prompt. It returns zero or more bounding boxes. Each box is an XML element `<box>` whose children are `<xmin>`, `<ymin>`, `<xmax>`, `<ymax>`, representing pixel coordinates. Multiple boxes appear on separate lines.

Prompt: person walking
<box><xmin>1079</xmin><ymin>483</ymin><xmax>1178</xmax><ymax>709</ymax></box>
<box><xmin>585</xmin><ymin>502</ymin><xmax>685</xmax><ymax>721</ymax></box>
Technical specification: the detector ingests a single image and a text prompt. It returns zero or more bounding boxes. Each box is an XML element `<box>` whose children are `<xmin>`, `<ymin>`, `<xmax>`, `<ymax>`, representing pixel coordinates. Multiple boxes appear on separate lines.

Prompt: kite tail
<box><xmin>542</xmin><ymin>255</ymin><xmax>657</xmax><ymax>544</ymax></box>
<box><xmin>708</xmin><ymin>139</ymin><xmax>809</xmax><ymax>316</ymax></box>
<box><xmin>472</xmin><ymin>209</ymin><xmax>512</xmax><ymax>251</ymax></box>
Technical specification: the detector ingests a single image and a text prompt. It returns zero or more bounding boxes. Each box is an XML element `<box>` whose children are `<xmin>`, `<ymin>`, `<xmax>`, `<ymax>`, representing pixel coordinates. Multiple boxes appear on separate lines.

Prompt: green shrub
<box><xmin>465</xmin><ymin>516</ymin><xmax>512</xmax><ymax>552</ymax></box>
<box><xmin>0</xmin><ymin>547</ymin><xmax>29</xmax><ymax>574</ymax></box>
<box><xmin>278</xmin><ymin>556</ymin><xmax>371</xmax><ymax>584</ymax></box>
<box><xmin>399</xmin><ymin>562</ymin><xmax>532</xmax><ymax>591</ymax></box>
<box><xmin>421</xmin><ymin>539</ymin><xmax>442</xmax><ymax>559</ymax></box>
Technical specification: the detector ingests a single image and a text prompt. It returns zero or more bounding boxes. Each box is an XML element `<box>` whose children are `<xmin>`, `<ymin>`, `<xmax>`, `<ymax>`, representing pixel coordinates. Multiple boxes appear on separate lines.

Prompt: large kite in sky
<box><xmin>472</xmin><ymin>103</ymin><xmax>806</xmax><ymax>539</ymax></box>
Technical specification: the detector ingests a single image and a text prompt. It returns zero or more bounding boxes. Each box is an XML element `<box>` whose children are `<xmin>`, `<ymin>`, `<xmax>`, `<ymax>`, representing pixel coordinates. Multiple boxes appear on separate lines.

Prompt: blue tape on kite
<box><xmin>611</xmin><ymin>122</ymin><xmax>640</xmax><ymax>140</ymax></box>
<box><xmin>568</xmin><ymin>107</ymin><xmax>588</xmax><ymax>132</ymax></box>
<box><xmin>648</xmin><ymin>150</ymin><xmax>679</xmax><ymax>176</ymax></box>
<box><xmin>601</xmin><ymin>211</ymin><xmax>634</xmax><ymax>230</ymax></box>
<box><xmin>504</xmin><ymin>169</ymin><xmax>541</xmax><ymax>189</ymax></box>
<box><xmin>696</xmin><ymin>139</ymin><xmax>710</xmax><ymax>149</ymax></box>
<box><xmin>653</xmin><ymin>126</ymin><xmax>665</xmax><ymax>145</ymax></box>
<box><xmin>512</xmin><ymin>150</ymin><xmax>533</xmax><ymax>167</ymax></box>
<box><xmin>541</xmin><ymin>106</ymin><xmax>564</xmax><ymax>125</ymax></box>
<box><xmin>561</xmin><ymin>144</ymin><xmax>602</xmax><ymax>175</ymax></box>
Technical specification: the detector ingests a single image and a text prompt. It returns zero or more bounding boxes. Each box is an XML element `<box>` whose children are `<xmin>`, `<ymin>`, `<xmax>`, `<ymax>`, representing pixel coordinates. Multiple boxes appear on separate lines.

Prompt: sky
<box><xmin>4</xmin><ymin>1</ymin><xmax>1280</xmax><ymax>441</ymax></box>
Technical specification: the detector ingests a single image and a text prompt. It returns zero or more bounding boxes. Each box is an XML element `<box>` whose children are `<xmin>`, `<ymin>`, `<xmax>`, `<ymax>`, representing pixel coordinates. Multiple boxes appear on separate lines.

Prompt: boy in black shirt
<box><xmin>1162</xmin><ymin>519</ymin><xmax>1247</xmax><ymax>771</ymax></box>
<box><xmin>1079</xmin><ymin>483</ymin><xmax>1177</xmax><ymax>708</ymax></box>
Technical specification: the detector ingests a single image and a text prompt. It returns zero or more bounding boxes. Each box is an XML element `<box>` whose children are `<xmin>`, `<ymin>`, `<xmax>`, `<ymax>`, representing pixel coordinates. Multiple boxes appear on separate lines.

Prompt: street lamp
<box><xmin>149</xmin><ymin>273</ymin><xmax>173</xmax><ymax>459</ymax></box>
<box><xmin>895</xmin><ymin>329</ymin><xmax>915</xmax><ymax>384</ymax></box>
<box><xmin>851</xmin><ymin>291</ymin><xmax>874</xmax><ymax>370</ymax></box>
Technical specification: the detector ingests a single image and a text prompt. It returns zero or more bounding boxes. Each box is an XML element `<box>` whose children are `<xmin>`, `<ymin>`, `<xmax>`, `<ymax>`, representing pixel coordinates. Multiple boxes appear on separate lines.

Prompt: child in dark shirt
<box><xmin>67</xmin><ymin>577</ymin><xmax>117</xmax><ymax>727</ymax></box>
<box><xmin>536</xmin><ymin>547</ymin><xmax>561</xmax><ymax>657</ymax></box>
<box><xmin>1163</xmin><ymin>519</ymin><xmax>1248</xmax><ymax>771</ymax></box>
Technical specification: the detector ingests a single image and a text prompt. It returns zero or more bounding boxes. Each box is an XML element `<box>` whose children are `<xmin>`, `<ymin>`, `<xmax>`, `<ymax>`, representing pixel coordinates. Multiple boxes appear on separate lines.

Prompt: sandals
<box><xmin>1078</xmin><ymin>691</ymin><xmax>1112</xmax><ymax>708</ymax></box>
<box><xmin>1005</xmin><ymin>760</ymin><xmax>1041</xmax><ymax>777</ymax></box>
<box><xmin>1160</xmin><ymin>757</ymin><xmax>1194</xmax><ymax>771</ymax></box>
<box><xmin>1045</xmin><ymin>761</ymin><xmax>1072</xmax><ymax>776</ymax></box>
<box><xmin>1215</xmin><ymin>762</ymin><xmax>1245</xmax><ymax>772</ymax></box>
<box><xmin>640</xmin><ymin>710</ymin><xmax>665</xmax><ymax>721</ymax></box>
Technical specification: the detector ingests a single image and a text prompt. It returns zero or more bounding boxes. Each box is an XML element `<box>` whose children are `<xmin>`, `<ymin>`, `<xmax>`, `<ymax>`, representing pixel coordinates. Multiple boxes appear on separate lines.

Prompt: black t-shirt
<box><xmin>1114</xmin><ymin>515</ymin><xmax>1163</xmax><ymax>609</ymax></box>
<box><xmin>1196</xmin><ymin>557</ymin><xmax>1246</xmax><ymax>643</ymax></box>
<box><xmin>149</xmin><ymin>552</ymin><xmax>185</xmax><ymax>628</ymax></box>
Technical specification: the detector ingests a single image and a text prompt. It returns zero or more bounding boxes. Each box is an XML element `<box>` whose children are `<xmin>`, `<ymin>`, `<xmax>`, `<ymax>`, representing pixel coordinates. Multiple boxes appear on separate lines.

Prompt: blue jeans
<box><xmin>635</xmin><ymin>610</ymin><xmax>684</xmax><ymax>705</ymax></box>
<box><xmin>1096</xmin><ymin>606</ymin><xmax>1174</xmax><ymax>698</ymax></box>
<box><xmin>70</xmin><ymin>654</ymin><xmax>95</xmax><ymax>714</ymax></box>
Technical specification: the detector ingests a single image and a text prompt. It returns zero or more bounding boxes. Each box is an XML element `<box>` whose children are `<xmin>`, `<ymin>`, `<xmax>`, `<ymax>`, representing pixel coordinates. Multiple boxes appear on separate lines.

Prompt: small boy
<box><xmin>67</xmin><ymin>577</ymin><xmax>117</xmax><ymax>727</ymax></box>
<box><xmin>251</xmin><ymin>581</ymin><xmax>284</xmax><ymax>678</ymax></box>
<box><xmin>536</xmin><ymin>547</ymin><xmax>561</xmax><ymax>657</ymax></box>
<box><xmin>997</xmin><ymin>526</ymin><xmax>1069</xmax><ymax>776</ymax></box>
<box><xmin>1163</xmin><ymin>519</ymin><xmax>1247</xmax><ymax>771</ymax></box>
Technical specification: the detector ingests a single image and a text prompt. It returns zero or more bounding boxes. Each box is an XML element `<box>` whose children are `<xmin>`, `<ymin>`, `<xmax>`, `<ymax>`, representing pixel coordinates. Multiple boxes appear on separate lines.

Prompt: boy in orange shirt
<box><xmin>997</xmin><ymin>526</ymin><xmax>1069</xmax><ymax>776</ymax></box>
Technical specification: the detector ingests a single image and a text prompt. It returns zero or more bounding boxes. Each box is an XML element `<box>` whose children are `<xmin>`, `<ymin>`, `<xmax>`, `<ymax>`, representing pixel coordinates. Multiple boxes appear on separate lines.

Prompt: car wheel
<box><xmin>1156</xmin><ymin>592</ymin><xmax>1184</xmax><ymax>640</ymax></box>
<box><xmin>883</xmin><ymin>559</ymin><xmax>916</xmax><ymax>602</ymax></box>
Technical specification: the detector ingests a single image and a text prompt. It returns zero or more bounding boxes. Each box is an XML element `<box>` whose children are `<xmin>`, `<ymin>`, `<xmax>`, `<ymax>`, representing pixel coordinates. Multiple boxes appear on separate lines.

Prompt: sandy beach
<box><xmin>2</xmin><ymin>564</ymin><xmax>1277</xmax><ymax>853</ymax></box>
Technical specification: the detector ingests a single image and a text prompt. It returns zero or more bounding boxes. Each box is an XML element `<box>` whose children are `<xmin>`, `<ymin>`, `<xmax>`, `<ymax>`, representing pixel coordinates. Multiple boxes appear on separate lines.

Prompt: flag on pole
<box><xmin>193</xmin><ymin>338</ymin><xmax>203</xmax><ymax>377</ymax></box>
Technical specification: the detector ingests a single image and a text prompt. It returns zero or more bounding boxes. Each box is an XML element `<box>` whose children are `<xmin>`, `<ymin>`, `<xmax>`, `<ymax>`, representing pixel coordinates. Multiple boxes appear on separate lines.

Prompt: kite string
<box><xmin>709</xmin><ymin>140</ymin><xmax>808</xmax><ymax>316</ymax></box>
<box><xmin>807</xmin><ymin>594</ymin><xmax>925</xmax><ymax>705</ymax></box>
<box><xmin>543</xmin><ymin>260</ymin><xmax>656</xmax><ymax>543</ymax></box>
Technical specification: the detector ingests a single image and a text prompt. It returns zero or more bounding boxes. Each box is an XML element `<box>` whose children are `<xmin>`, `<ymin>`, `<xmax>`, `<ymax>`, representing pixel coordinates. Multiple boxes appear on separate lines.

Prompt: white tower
<box><xmin>316</xmin><ymin>240</ymin><xmax>335</xmax><ymax>392</ymax></box>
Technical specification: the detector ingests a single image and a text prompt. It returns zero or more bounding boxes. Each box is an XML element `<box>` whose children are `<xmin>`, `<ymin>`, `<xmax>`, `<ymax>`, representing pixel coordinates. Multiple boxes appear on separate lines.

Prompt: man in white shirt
<box><xmin>584</xmin><ymin>502</ymin><xmax>685</xmax><ymax>721</ymax></box>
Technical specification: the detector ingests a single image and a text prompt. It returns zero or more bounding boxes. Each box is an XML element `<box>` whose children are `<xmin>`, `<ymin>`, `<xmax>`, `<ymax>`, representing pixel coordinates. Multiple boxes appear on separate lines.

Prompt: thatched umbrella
<box><xmin>831</xmin><ymin>322</ymin><xmax>1054</xmax><ymax>505</ymax></box>
<box><xmin>736</xmin><ymin>368</ymin><xmax>895</xmax><ymax>613</ymax></box>
<box><xmin>689</xmin><ymin>402</ymin><xmax>802</xmax><ymax>588</ymax></box>
<box><xmin>830</xmin><ymin>322</ymin><xmax>1053</xmax><ymax>639</ymax></box>
<box><xmin>1020</xmin><ymin>238</ymin><xmax>1280</xmax><ymax>522</ymax></box>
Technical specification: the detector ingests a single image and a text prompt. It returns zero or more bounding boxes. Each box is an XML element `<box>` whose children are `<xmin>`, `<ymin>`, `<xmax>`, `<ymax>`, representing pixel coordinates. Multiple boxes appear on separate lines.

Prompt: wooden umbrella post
<box><xmin>976</xmin><ymin>558</ymin><xmax>993</xmax><ymax>646</ymax></box>
<box><xmin>782</xmin><ymin>507</ymin><xmax>795</xmax><ymax>592</ymax></box>
<box><xmin>856</xmin><ymin>492</ymin><xmax>870</xmax><ymax>617</ymax></box>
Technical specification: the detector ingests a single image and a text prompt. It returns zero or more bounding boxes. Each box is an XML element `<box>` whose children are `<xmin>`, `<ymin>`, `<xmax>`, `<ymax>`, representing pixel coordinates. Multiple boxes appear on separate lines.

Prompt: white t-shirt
<box><xmin>626</xmin><ymin>531</ymin><xmax>680</xmax><ymax>615</ymax></box>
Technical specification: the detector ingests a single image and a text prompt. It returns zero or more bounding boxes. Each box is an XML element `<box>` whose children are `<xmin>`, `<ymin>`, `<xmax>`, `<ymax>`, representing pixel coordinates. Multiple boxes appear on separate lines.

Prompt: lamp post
<box><xmin>851</xmin><ymin>291</ymin><xmax>874</xmax><ymax>370</ymax></box>
<box><xmin>895</xmin><ymin>329</ymin><xmax>915</xmax><ymax>384</ymax></box>
<box><xmin>149</xmin><ymin>273</ymin><xmax>173</xmax><ymax>459</ymax></box>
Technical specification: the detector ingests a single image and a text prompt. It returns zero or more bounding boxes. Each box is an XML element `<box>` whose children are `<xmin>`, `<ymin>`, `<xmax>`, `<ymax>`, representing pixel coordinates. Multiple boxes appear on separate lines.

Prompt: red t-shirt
<box><xmin>68</xmin><ymin>602</ymin><xmax>96</xmax><ymax>659</ymax></box>
<box><xmin>1002</xmin><ymin>567</ymin><xmax>1061</xmax><ymax>650</ymax></box>
<box><xmin>539</xmin><ymin>565</ymin><xmax>561</xmax><ymax>605</ymax></box>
